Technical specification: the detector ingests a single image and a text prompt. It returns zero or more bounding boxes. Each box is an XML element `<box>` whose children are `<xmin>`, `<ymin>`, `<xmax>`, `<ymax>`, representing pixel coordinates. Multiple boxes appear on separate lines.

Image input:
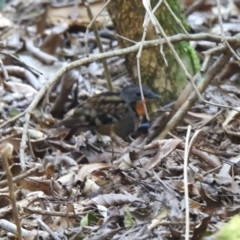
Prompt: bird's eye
<box><xmin>135</xmin><ymin>92</ymin><xmax>141</xmax><ymax>97</ymax></box>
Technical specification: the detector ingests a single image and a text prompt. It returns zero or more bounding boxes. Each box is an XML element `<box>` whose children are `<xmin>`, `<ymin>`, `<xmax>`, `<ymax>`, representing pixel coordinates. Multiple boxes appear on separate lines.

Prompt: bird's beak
<box><xmin>150</xmin><ymin>92</ymin><xmax>160</xmax><ymax>100</ymax></box>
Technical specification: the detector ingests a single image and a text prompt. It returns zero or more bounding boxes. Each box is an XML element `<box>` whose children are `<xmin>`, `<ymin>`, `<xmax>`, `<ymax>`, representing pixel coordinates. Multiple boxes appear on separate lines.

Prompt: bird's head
<box><xmin>120</xmin><ymin>85</ymin><xmax>160</xmax><ymax>103</ymax></box>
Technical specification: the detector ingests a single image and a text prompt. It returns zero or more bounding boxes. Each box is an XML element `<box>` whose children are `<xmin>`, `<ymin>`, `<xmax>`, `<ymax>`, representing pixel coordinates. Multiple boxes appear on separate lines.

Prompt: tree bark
<box><xmin>108</xmin><ymin>0</ymin><xmax>199</xmax><ymax>102</ymax></box>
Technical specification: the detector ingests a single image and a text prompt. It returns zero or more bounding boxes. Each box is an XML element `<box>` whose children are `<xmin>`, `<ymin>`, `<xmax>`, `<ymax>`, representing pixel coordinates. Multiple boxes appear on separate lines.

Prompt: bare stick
<box><xmin>0</xmin><ymin>112</ymin><xmax>25</xmax><ymax>129</ymax></box>
<box><xmin>24</xmin><ymin>207</ymin><xmax>76</xmax><ymax>217</ymax></box>
<box><xmin>83</xmin><ymin>0</ymin><xmax>112</xmax><ymax>90</ymax></box>
<box><xmin>183</xmin><ymin>125</ymin><xmax>191</xmax><ymax>240</ymax></box>
<box><xmin>116</xmin><ymin>34</ymin><xmax>137</xmax><ymax>44</ymax></box>
<box><xmin>0</xmin><ymin>164</ymin><xmax>41</xmax><ymax>187</ymax></box>
<box><xmin>1</xmin><ymin>51</ymin><xmax>42</xmax><ymax>75</ymax></box>
<box><xmin>137</xmin><ymin>1</ymin><xmax>164</xmax><ymax>121</ymax></box>
<box><xmin>0</xmin><ymin>143</ymin><xmax>22</xmax><ymax>240</ymax></box>
<box><xmin>163</xmin><ymin>0</ymin><xmax>189</xmax><ymax>35</ymax></box>
<box><xmin>216</xmin><ymin>0</ymin><xmax>240</xmax><ymax>61</ymax></box>
<box><xmin>0</xmin><ymin>58</ymin><xmax>9</xmax><ymax>81</ymax></box>
<box><xmin>84</xmin><ymin>0</ymin><xmax>112</xmax><ymax>56</ymax></box>
<box><xmin>37</xmin><ymin>219</ymin><xmax>61</xmax><ymax>240</ymax></box>
<box><xmin>0</xmin><ymin>219</ymin><xmax>30</xmax><ymax>237</ymax></box>
<box><xmin>157</xmin><ymin>49</ymin><xmax>232</xmax><ymax>139</ymax></box>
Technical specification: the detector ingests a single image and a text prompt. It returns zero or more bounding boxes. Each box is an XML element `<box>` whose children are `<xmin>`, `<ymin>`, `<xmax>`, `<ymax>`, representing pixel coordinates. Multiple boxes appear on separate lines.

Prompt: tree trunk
<box><xmin>108</xmin><ymin>0</ymin><xmax>199</xmax><ymax>102</ymax></box>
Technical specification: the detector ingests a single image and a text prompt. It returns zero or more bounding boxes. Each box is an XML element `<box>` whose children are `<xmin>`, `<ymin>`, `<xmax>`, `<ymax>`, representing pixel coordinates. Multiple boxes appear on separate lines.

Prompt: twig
<box><xmin>0</xmin><ymin>143</ymin><xmax>22</xmax><ymax>240</ymax></box>
<box><xmin>178</xmin><ymin>142</ymin><xmax>221</xmax><ymax>168</ymax></box>
<box><xmin>184</xmin><ymin>128</ymin><xmax>202</xmax><ymax>238</ymax></box>
<box><xmin>185</xmin><ymin>0</ymin><xmax>206</xmax><ymax>16</ymax></box>
<box><xmin>27</xmin><ymin>132</ymin><xmax>35</xmax><ymax>159</ymax></box>
<box><xmin>137</xmin><ymin>1</ymin><xmax>164</xmax><ymax>121</ymax></box>
<box><xmin>0</xmin><ymin>164</ymin><xmax>41</xmax><ymax>187</ymax></box>
<box><xmin>183</xmin><ymin>125</ymin><xmax>191</xmax><ymax>240</ymax></box>
<box><xmin>197</xmin><ymin>109</ymin><xmax>224</xmax><ymax>129</ymax></box>
<box><xmin>24</xmin><ymin>207</ymin><xmax>76</xmax><ymax>217</ymax></box>
<box><xmin>83</xmin><ymin>0</ymin><xmax>112</xmax><ymax>91</ymax></box>
<box><xmin>163</xmin><ymin>0</ymin><xmax>189</xmax><ymax>35</ymax></box>
<box><xmin>216</xmin><ymin>0</ymin><xmax>240</xmax><ymax>61</ymax></box>
<box><xmin>115</xmin><ymin>34</ymin><xmax>137</xmax><ymax>44</ymax></box>
<box><xmin>0</xmin><ymin>219</ymin><xmax>30</xmax><ymax>237</ymax></box>
<box><xmin>157</xmin><ymin>49</ymin><xmax>232</xmax><ymax>139</ymax></box>
<box><xmin>0</xmin><ymin>58</ymin><xmax>9</xmax><ymax>81</ymax></box>
<box><xmin>84</xmin><ymin>0</ymin><xmax>112</xmax><ymax>56</ymax></box>
<box><xmin>0</xmin><ymin>111</ymin><xmax>25</xmax><ymax>129</ymax></box>
<box><xmin>37</xmin><ymin>219</ymin><xmax>61</xmax><ymax>240</ymax></box>
<box><xmin>0</xmin><ymin>51</ymin><xmax>42</xmax><ymax>75</ymax></box>
<box><xmin>201</xmin><ymin>45</ymin><xmax>226</xmax><ymax>73</ymax></box>
<box><xmin>203</xmin><ymin>45</ymin><xmax>226</xmax><ymax>56</ymax></box>
<box><xmin>201</xmin><ymin>54</ymin><xmax>211</xmax><ymax>72</ymax></box>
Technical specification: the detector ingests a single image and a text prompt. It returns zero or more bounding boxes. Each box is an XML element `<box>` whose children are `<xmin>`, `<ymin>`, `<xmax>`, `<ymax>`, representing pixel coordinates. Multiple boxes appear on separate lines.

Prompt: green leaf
<box><xmin>9</xmin><ymin>109</ymin><xmax>21</xmax><ymax>117</ymax></box>
<box><xmin>124</xmin><ymin>208</ymin><xmax>135</xmax><ymax>228</ymax></box>
<box><xmin>216</xmin><ymin>215</ymin><xmax>240</xmax><ymax>240</ymax></box>
<box><xmin>80</xmin><ymin>212</ymin><xmax>99</xmax><ymax>227</ymax></box>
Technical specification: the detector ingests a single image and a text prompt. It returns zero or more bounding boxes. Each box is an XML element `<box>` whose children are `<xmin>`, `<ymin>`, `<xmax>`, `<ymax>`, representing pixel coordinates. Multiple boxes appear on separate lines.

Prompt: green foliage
<box><xmin>124</xmin><ymin>208</ymin><xmax>135</xmax><ymax>228</ymax></box>
<box><xmin>215</xmin><ymin>216</ymin><xmax>240</xmax><ymax>240</ymax></box>
<box><xmin>9</xmin><ymin>108</ymin><xmax>21</xmax><ymax>117</ymax></box>
<box><xmin>80</xmin><ymin>212</ymin><xmax>99</xmax><ymax>227</ymax></box>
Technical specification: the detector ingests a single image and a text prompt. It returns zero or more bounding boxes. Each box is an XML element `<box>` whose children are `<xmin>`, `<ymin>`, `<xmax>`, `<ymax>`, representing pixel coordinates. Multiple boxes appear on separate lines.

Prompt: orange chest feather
<box><xmin>135</xmin><ymin>101</ymin><xmax>146</xmax><ymax>116</ymax></box>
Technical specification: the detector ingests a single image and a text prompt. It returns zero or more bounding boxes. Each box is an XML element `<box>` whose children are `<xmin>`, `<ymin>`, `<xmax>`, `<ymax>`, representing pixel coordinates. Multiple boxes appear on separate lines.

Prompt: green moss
<box><xmin>151</xmin><ymin>0</ymin><xmax>200</xmax><ymax>101</ymax></box>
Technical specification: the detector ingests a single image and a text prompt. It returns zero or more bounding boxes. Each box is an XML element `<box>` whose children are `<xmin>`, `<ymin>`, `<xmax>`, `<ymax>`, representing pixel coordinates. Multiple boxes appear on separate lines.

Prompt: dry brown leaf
<box><xmin>145</xmin><ymin>138</ymin><xmax>182</xmax><ymax>170</ymax></box>
<box><xmin>84</xmin><ymin>193</ymin><xmax>144</xmax><ymax>207</ymax></box>
<box><xmin>4</xmin><ymin>81</ymin><xmax>37</xmax><ymax>96</ymax></box>
<box><xmin>78</xmin><ymin>163</ymin><xmax>111</xmax><ymax>180</ymax></box>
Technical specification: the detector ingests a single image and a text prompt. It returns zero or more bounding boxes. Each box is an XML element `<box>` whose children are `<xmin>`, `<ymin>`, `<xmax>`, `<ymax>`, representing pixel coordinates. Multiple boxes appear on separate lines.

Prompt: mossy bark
<box><xmin>108</xmin><ymin>0</ymin><xmax>200</xmax><ymax>103</ymax></box>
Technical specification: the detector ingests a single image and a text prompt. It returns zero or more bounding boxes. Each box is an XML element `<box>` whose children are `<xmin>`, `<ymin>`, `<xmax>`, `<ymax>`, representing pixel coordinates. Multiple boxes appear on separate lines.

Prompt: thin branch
<box><xmin>137</xmin><ymin>0</ymin><xmax>164</xmax><ymax>121</ymax></box>
<box><xmin>216</xmin><ymin>0</ymin><xmax>240</xmax><ymax>61</ymax></box>
<box><xmin>0</xmin><ymin>165</ymin><xmax>41</xmax><ymax>187</ymax></box>
<box><xmin>0</xmin><ymin>111</ymin><xmax>25</xmax><ymax>129</ymax></box>
<box><xmin>84</xmin><ymin>0</ymin><xmax>112</xmax><ymax>56</ymax></box>
<box><xmin>163</xmin><ymin>0</ymin><xmax>189</xmax><ymax>35</ymax></box>
<box><xmin>0</xmin><ymin>58</ymin><xmax>9</xmax><ymax>81</ymax></box>
<box><xmin>1</xmin><ymin>51</ymin><xmax>42</xmax><ymax>75</ymax></box>
<box><xmin>201</xmin><ymin>45</ymin><xmax>226</xmax><ymax>72</ymax></box>
<box><xmin>184</xmin><ymin>125</ymin><xmax>191</xmax><ymax>240</ymax></box>
<box><xmin>115</xmin><ymin>34</ymin><xmax>137</xmax><ymax>44</ymax></box>
<box><xmin>24</xmin><ymin>207</ymin><xmax>76</xmax><ymax>217</ymax></box>
<box><xmin>0</xmin><ymin>143</ymin><xmax>22</xmax><ymax>240</ymax></box>
<box><xmin>157</xmin><ymin>48</ymin><xmax>232</xmax><ymax>139</ymax></box>
<box><xmin>0</xmin><ymin>219</ymin><xmax>30</xmax><ymax>237</ymax></box>
<box><xmin>83</xmin><ymin>0</ymin><xmax>112</xmax><ymax>91</ymax></box>
<box><xmin>37</xmin><ymin>219</ymin><xmax>61</xmax><ymax>240</ymax></box>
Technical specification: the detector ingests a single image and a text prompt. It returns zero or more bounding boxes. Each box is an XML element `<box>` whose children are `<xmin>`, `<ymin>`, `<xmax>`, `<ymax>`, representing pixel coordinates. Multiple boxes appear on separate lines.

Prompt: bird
<box><xmin>56</xmin><ymin>85</ymin><xmax>159</xmax><ymax>139</ymax></box>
